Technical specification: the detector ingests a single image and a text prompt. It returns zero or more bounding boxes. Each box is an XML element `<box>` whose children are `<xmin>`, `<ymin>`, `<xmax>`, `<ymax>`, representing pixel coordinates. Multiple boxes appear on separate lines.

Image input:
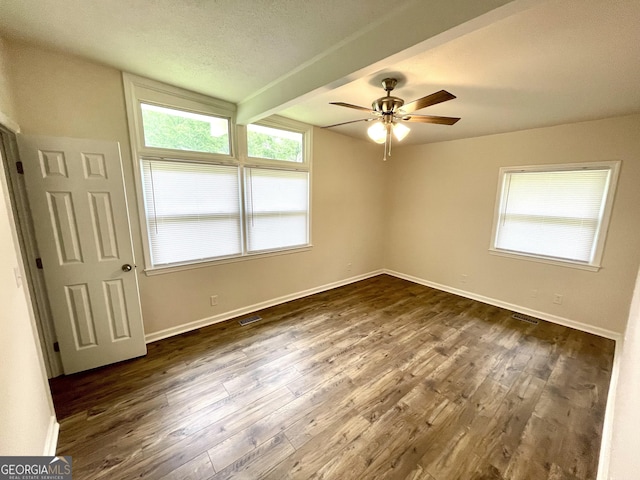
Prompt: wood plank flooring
<box><xmin>49</xmin><ymin>274</ymin><xmax>615</xmax><ymax>480</ymax></box>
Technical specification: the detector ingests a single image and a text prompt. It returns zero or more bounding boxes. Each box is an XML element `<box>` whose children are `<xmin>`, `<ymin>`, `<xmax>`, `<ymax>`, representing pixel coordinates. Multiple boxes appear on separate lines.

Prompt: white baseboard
<box><xmin>384</xmin><ymin>269</ymin><xmax>622</xmax><ymax>341</ymax></box>
<box><xmin>147</xmin><ymin>267</ymin><xmax>622</xmax><ymax>343</ymax></box>
<box><xmin>145</xmin><ymin>270</ymin><xmax>384</xmax><ymax>343</ymax></box>
<box><xmin>43</xmin><ymin>415</ymin><xmax>59</xmax><ymax>456</ymax></box>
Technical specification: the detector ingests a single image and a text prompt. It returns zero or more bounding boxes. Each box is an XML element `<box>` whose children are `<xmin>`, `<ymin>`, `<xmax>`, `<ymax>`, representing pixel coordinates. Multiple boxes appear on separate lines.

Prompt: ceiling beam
<box><xmin>236</xmin><ymin>0</ymin><xmax>544</xmax><ymax>125</ymax></box>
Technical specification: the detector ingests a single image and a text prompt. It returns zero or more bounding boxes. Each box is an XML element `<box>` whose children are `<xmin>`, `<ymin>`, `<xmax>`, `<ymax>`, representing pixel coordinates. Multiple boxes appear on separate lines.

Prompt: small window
<box><xmin>490</xmin><ymin>162</ymin><xmax>620</xmax><ymax>270</ymax></box>
<box><xmin>247</xmin><ymin>124</ymin><xmax>303</xmax><ymax>163</ymax></box>
<box><xmin>141</xmin><ymin>159</ymin><xmax>241</xmax><ymax>266</ymax></box>
<box><xmin>140</xmin><ymin>103</ymin><xmax>230</xmax><ymax>155</ymax></box>
<box><xmin>245</xmin><ymin>167</ymin><xmax>309</xmax><ymax>252</ymax></box>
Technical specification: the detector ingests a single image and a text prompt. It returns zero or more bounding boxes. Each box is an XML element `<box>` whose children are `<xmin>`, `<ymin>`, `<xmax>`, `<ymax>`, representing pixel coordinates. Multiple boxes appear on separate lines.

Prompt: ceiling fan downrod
<box><xmin>372</xmin><ymin>78</ymin><xmax>404</xmax><ymax>116</ymax></box>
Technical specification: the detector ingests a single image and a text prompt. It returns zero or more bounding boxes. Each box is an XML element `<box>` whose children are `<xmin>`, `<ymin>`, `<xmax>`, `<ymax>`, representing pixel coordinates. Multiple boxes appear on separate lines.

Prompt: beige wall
<box><xmin>7</xmin><ymin>39</ymin><xmax>640</xmax><ymax>339</ymax></box>
<box><xmin>0</xmin><ymin>37</ymin><xmax>56</xmax><ymax>455</ymax></box>
<box><xmin>6</xmin><ymin>40</ymin><xmax>386</xmax><ymax>336</ymax></box>
<box><xmin>608</xmin><ymin>267</ymin><xmax>640</xmax><ymax>478</ymax></box>
<box><xmin>0</xmin><ymin>156</ymin><xmax>56</xmax><ymax>455</ymax></box>
<box><xmin>139</xmin><ymin>128</ymin><xmax>386</xmax><ymax>334</ymax></box>
<box><xmin>0</xmin><ymin>37</ymin><xmax>16</xmax><ymax>125</ymax></box>
<box><xmin>386</xmin><ymin>115</ymin><xmax>640</xmax><ymax>335</ymax></box>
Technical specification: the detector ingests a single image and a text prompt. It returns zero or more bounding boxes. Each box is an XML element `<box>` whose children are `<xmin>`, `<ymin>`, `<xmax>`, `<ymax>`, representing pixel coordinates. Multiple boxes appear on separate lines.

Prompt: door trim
<box><xmin>0</xmin><ymin>125</ymin><xmax>63</xmax><ymax>377</ymax></box>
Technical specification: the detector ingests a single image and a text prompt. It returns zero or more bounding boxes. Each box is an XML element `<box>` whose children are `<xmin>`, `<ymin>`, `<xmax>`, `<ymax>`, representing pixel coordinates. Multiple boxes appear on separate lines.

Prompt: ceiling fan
<box><xmin>323</xmin><ymin>78</ymin><xmax>460</xmax><ymax>160</ymax></box>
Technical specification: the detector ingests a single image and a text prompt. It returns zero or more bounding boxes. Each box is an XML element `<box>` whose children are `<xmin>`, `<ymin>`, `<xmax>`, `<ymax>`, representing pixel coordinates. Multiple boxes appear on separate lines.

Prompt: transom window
<box><xmin>123</xmin><ymin>74</ymin><xmax>312</xmax><ymax>272</ymax></box>
<box><xmin>490</xmin><ymin>162</ymin><xmax>620</xmax><ymax>270</ymax></box>
<box><xmin>140</xmin><ymin>103</ymin><xmax>230</xmax><ymax>155</ymax></box>
<box><xmin>247</xmin><ymin>124</ymin><xmax>303</xmax><ymax>163</ymax></box>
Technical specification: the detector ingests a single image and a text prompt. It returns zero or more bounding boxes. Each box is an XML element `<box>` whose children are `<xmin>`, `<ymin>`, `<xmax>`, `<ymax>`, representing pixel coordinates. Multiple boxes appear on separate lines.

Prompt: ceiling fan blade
<box><xmin>330</xmin><ymin>102</ymin><xmax>372</xmax><ymax>113</ymax></box>
<box><xmin>401</xmin><ymin>90</ymin><xmax>456</xmax><ymax>114</ymax></box>
<box><xmin>322</xmin><ymin>118</ymin><xmax>374</xmax><ymax>128</ymax></box>
<box><xmin>403</xmin><ymin>115</ymin><xmax>460</xmax><ymax>125</ymax></box>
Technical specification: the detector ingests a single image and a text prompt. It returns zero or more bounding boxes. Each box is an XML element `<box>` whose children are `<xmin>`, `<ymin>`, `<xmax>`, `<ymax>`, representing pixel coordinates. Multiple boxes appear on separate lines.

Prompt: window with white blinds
<box><xmin>491</xmin><ymin>162</ymin><xmax>620</xmax><ymax>269</ymax></box>
<box><xmin>245</xmin><ymin>168</ymin><xmax>309</xmax><ymax>252</ymax></box>
<box><xmin>141</xmin><ymin>160</ymin><xmax>242</xmax><ymax>266</ymax></box>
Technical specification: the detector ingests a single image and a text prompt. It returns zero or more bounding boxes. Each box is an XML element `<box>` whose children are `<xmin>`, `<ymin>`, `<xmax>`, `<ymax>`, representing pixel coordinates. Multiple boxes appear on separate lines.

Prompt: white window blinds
<box><xmin>245</xmin><ymin>167</ymin><xmax>309</xmax><ymax>253</ymax></box>
<box><xmin>141</xmin><ymin>160</ymin><xmax>242</xmax><ymax>266</ymax></box>
<box><xmin>494</xmin><ymin>168</ymin><xmax>613</xmax><ymax>264</ymax></box>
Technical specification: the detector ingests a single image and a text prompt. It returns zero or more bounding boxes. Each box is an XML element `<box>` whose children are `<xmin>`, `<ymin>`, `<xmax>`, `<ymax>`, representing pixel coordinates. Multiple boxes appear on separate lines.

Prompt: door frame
<box><xmin>0</xmin><ymin>124</ymin><xmax>63</xmax><ymax>377</ymax></box>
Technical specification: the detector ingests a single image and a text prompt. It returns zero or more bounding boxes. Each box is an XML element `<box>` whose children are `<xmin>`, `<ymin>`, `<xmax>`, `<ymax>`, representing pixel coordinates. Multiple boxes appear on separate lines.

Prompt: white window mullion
<box><xmin>241</xmin><ymin>166</ymin><xmax>252</xmax><ymax>255</ymax></box>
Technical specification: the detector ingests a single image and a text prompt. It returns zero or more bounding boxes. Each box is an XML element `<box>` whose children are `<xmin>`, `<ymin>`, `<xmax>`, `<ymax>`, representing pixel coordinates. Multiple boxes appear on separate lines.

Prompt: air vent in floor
<box><xmin>511</xmin><ymin>312</ymin><xmax>539</xmax><ymax>325</ymax></box>
<box><xmin>238</xmin><ymin>315</ymin><xmax>262</xmax><ymax>326</ymax></box>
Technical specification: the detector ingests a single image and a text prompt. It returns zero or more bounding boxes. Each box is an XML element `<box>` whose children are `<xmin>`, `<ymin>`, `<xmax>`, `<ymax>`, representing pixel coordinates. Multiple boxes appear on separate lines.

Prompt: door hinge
<box><xmin>35</xmin><ymin>257</ymin><xmax>43</xmax><ymax>269</ymax></box>
<box><xmin>53</xmin><ymin>342</ymin><xmax>60</xmax><ymax>352</ymax></box>
<box><xmin>16</xmin><ymin>161</ymin><xmax>24</xmax><ymax>174</ymax></box>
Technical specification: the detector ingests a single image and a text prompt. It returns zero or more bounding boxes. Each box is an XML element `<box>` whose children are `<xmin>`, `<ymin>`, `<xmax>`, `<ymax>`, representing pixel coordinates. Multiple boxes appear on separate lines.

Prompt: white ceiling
<box><xmin>1</xmin><ymin>0</ymin><xmax>639</xmax><ymax>144</ymax></box>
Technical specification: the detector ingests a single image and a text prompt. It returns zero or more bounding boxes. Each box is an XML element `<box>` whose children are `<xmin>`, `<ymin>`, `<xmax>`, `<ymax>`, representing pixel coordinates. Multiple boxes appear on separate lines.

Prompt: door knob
<box><xmin>122</xmin><ymin>264</ymin><xmax>133</xmax><ymax>272</ymax></box>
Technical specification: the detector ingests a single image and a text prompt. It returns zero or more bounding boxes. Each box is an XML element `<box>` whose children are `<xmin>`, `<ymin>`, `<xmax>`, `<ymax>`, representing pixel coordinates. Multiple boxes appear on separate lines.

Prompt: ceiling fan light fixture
<box><xmin>393</xmin><ymin>122</ymin><xmax>410</xmax><ymax>141</ymax></box>
<box><xmin>367</xmin><ymin>121</ymin><xmax>387</xmax><ymax>144</ymax></box>
<box><xmin>325</xmin><ymin>78</ymin><xmax>459</xmax><ymax>159</ymax></box>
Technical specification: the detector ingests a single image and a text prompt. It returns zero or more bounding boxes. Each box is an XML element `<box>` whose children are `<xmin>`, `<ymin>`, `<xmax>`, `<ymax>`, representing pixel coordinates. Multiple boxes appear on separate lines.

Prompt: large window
<box><xmin>490</xmin><ymin>162</ymin><xmax>620</xmax><ymax>270</ymax></box>
<box><xmin>124</xmin><ymin>74</ymin><xmax>312</xmax><ymax>272</ymax></box>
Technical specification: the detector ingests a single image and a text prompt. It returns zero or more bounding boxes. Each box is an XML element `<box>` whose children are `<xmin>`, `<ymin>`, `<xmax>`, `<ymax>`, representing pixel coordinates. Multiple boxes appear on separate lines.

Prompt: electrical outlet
<box><xmin>460</xmin><ymin>274</ymin><xmax>468</xmax><ymax>284</ymax></box>
<box><xmin>210</xmin><ymin>295</ymin><xmax>218</xmax><ymax>306</ymax></box>
<box><xmin>531</xmin><ymin>289</ymin><xmax>538</xmax><ymax>298</ymax></box>
<box><xmin>347</xmin><ymin>262</ymin><xmax>352</xmax><ymax>272</ymax></box>
<box><xmin>553</xmin><ymin>294</ymin><xmax>563</xmax><ymax>305</ymax></box>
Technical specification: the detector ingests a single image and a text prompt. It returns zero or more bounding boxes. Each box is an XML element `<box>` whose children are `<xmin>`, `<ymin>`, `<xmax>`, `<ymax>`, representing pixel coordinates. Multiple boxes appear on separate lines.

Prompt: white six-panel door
<box><xmin>17</xmin><ymin>135</ymin><xmax>146</xmax><ymax>374</ymax></box>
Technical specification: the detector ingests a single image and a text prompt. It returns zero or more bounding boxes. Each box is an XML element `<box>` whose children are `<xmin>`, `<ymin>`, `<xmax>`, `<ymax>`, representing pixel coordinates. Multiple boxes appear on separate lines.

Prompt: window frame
<box><xmin>489</xmin><ymin>161</ymin><xmax>621</xmax><ymax>271</ymax></box>
<box><xmin>140</xmin><ymin>158</ymin><xmax>244</xmax><ymax>266</ymax></box>
<box><xmin>123</xmin><ymin>73</ymin><xmax>312</xmax><ymax>274</ymax></box>
<box><xmin>243</xmin><ymin>166</ymin><xmax>310</xmax><ymax>254</ymax></box>
<box><xmin>124</xmin><ymin>74</ymin><xmax>236</xmax><ymax>163</ymax></box>
<box><xmin>242</xmin><ymin>116</ymin><xmax>311</xmax><ymax>167</ymax></box>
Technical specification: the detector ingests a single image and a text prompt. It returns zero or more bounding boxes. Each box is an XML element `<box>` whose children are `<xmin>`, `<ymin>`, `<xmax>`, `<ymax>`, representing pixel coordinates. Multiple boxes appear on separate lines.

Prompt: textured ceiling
<box><xmin>1</xmin><ymin>0</ymin><xmax>639</xmax><ymax>144</ymax></box>
<box><xmin>0</xmin><ymin>0</ymin><xmax>416</xmax><ymax>103</ymax></box>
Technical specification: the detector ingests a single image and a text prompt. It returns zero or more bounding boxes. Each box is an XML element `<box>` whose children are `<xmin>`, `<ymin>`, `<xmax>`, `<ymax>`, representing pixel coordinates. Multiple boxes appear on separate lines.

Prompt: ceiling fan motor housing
<box><xmin>372</xmin><ymin>96</ymin><xmax>404</xmax><ymax>115</ymax></box>
<box><xmin>373</xmin><ymin>77</ymin><xmax>404</xmax><ymax>117</ymax></box>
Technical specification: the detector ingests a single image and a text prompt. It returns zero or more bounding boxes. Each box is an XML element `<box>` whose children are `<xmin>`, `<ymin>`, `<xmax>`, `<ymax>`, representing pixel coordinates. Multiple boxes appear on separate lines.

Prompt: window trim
<box><xmin>123</xmin><ymin>73</ymin><xmax>313</xmax><ymax>274</ymax></box>
<box><xmin>489</xmin><ymin>161</ymin><xmax>621</xmax><ymax>272</ymax></box>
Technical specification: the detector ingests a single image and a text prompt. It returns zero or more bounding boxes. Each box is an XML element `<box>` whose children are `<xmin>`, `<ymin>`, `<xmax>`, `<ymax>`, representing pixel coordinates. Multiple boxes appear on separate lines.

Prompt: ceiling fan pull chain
<box><xmin>384</xmin><ymin>128</ymin><xmax>392</xmax><ymax>161</ymax></box>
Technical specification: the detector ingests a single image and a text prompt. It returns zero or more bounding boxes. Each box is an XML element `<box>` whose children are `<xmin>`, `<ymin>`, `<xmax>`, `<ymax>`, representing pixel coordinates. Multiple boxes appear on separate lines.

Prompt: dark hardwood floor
<box><xmin>49</xmin><ymin>274</ymin><xmax>615</xmax><ymax>480</ymax></box>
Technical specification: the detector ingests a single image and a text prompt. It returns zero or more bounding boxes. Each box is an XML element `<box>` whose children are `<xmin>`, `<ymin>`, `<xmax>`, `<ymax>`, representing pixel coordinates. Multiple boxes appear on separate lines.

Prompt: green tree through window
<box><xmin>247</xmin><ymin>125</ymin><xmax>303</xmax><ymax>162</ymax></box>
<box><xmin>141</xmin><ymin>106</ymin><xmax>230</xmax><ymax>154</ymax></box>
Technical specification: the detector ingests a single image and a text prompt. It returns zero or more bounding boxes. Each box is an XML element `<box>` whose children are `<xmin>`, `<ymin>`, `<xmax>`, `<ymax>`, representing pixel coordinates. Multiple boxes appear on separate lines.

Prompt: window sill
<box><xmin>488</xmin><ymin>248</ymin><xmax>601</xmax><ymax>272</ymax></box>
<box><xmin>143</xmin><ymin>244</ymin><xmax>313</xmax><ymax>276</ymax></box>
